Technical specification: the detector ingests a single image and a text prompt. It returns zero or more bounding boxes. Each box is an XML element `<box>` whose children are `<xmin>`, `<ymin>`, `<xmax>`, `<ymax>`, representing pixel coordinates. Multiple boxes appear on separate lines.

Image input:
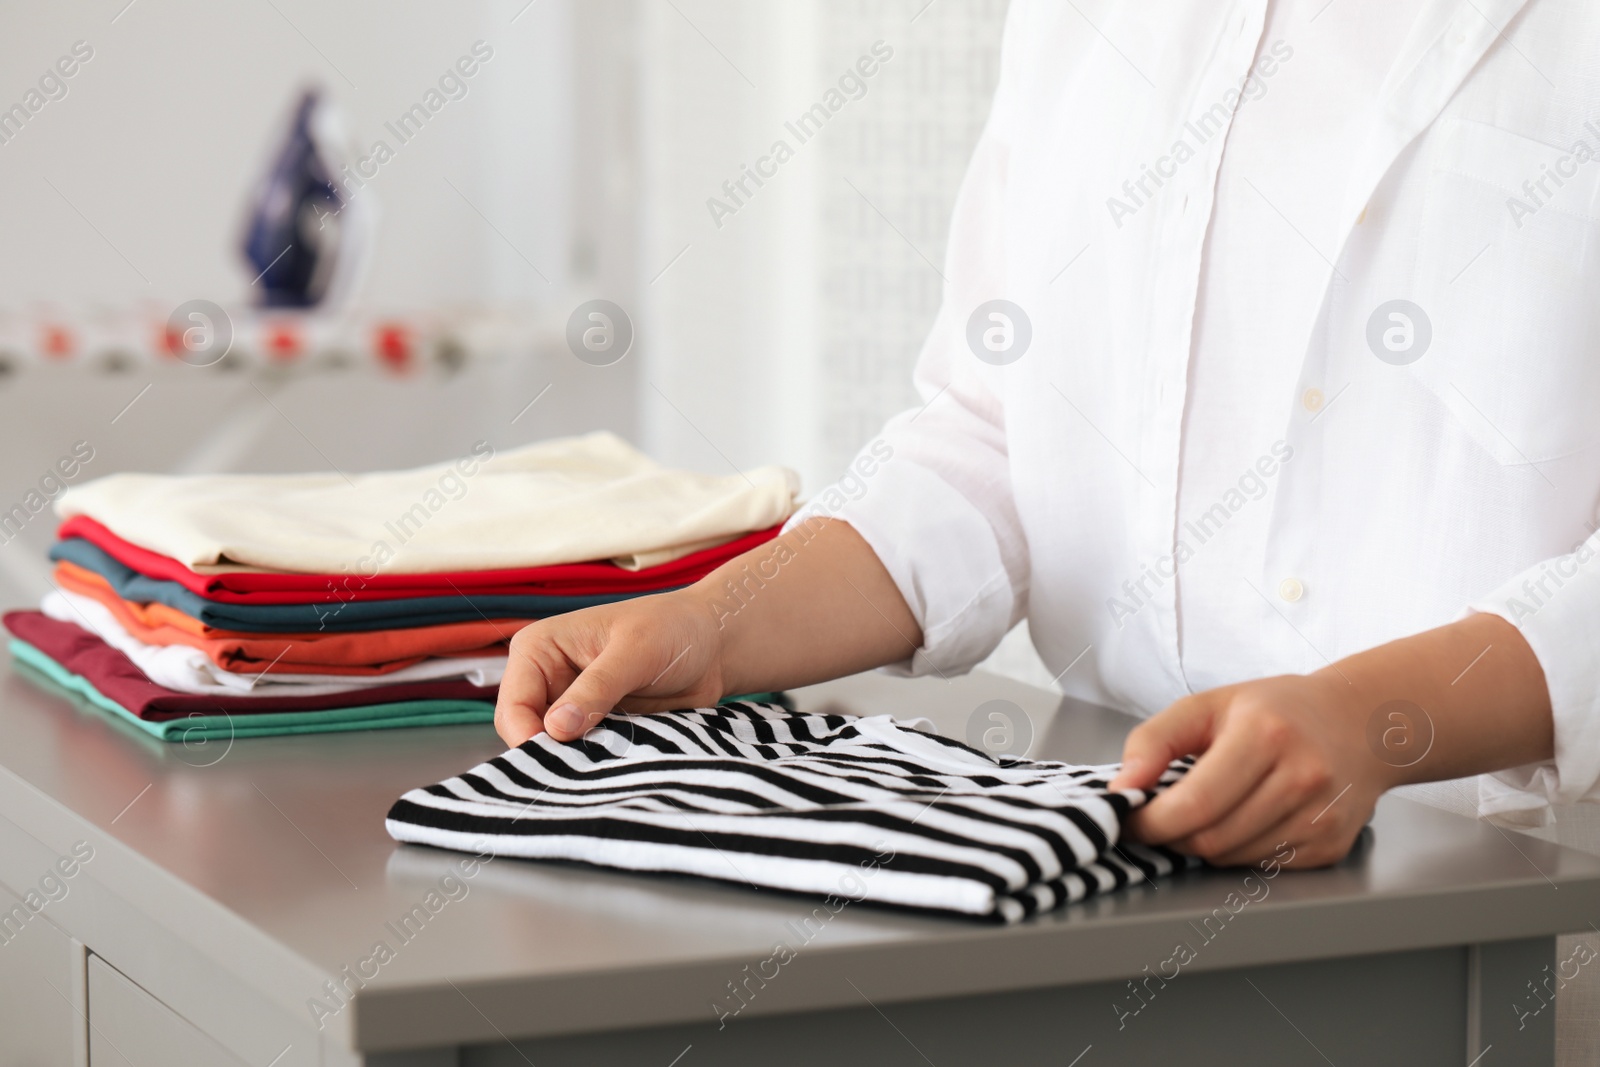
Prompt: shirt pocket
<box><xmin>1411</xmin><ymin>118</ymin><xmax>1600</xmax><ymax>466</ymax></box>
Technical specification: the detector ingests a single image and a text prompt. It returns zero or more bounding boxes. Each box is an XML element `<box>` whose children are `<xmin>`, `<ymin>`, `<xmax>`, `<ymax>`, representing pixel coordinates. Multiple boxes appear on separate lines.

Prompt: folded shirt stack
<box><xmin>386</xmin><ymin>702</ymin><xmax>1195</xmax><ymax>922</ymax></box>
<box><xmin>5</xmin><ymin>432</ymin><xmax>798</xmax><ymax>741</ymax></box>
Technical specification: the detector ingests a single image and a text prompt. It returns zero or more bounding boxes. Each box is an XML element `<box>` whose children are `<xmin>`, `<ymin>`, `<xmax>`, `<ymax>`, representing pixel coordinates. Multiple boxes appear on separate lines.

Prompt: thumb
<box><xmin>543</xmin><ymin>644</ymin><xmax>647</xmax><ymax>742</ymax></box>
<box><xmin>1108</xmin><ymin>695</ymin><xmax>1217</xmax><ymax>792</ymax></box>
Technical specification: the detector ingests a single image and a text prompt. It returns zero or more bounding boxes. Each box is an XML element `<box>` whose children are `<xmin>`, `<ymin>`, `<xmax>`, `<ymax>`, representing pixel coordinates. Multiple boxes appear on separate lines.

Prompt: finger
<box><xmin>496</xmin><ymin>703</ymin><xmax>544</xmax><ymax>749</ymax></box>
<box><xmin>610</xmin><ymin>690</ymin><xmax>722</xmax><ymax>715</ymax></box>
<box><xmin>1207</xmin><ymin>792</ymin><xmax>1367</xmax><ymax>870</ymax></box>
<box><xmin>496</xmin><ymin>625</ymin><xmax>554</xmax><ymax>746</ymax></box>
<box><xmin>1108</xmin><ymin>695</ymin><xmax>1218</xmax><ymax>792</ymax></box>
<box><xmin>1172</xmin><ymin>765</ymin><xmax>1319</xmax><ymax>861</ymax></box>
<box><xmin>1203</xmin><ymin>813</ymin><xmax>1302</xmax><ymax>869</ymax></box>
<box><xmin>1130</xmin><ymin>713</ymin><xmax>1279</xmax><ymax>845</ymax></box>
<box><xmin>543</xmin><ymin>641</ymin><xmax>659</xmax><ymax>741</ymax></box>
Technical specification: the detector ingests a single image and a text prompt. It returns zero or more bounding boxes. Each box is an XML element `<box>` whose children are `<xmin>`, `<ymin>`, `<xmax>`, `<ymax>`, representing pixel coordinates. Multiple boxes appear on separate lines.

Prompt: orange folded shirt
<box><xmin>53</xmin><ymin>561</ymin><xmax>527</xmax><ymax>675</ymax></box>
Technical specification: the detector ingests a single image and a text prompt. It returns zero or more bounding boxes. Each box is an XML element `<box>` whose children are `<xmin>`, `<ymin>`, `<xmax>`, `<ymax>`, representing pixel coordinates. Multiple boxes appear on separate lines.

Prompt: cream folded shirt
<box><xmin>56</xmin><ymin>432</ymin><xmax>798</xmax><ymax>575</ymax></box>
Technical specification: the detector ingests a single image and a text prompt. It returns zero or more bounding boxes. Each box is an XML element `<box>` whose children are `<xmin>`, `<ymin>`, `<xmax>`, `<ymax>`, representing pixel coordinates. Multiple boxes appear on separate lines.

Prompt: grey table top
<box><xmin>1</xmin><ymin>650</ymin><xmax>1597</xmax><ymax>1057</ymax></box>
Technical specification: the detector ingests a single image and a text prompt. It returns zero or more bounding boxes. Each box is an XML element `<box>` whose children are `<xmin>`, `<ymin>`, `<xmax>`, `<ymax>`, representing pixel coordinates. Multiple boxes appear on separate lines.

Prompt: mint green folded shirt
<box><xmin>9</xmin><ymin>638</ymin><xmax>495</xmax><ymax>741</ymax></box>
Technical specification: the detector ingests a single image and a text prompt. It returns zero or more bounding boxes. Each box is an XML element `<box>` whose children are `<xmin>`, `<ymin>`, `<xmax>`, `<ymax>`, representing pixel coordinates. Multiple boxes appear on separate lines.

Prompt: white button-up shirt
<box><xmin>1176</xmin><ymin>0</ymin><xmax>1423</xmax><ymax>690</ymax></box>
<box><xmin>795</xmin><ymin>0</ymin><xmax>1600</xmax><ymax>821</ymax></box>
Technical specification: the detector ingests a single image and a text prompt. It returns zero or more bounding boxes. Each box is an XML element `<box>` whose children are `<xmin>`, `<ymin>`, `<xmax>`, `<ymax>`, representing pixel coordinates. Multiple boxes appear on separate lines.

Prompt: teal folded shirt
<box><xmin>50</xmin><ymin>538</ymin><xmax>654</xmax><ymax>632</ymax></box>
<box><xmin>9</xmin><ymin>638</ymin><xmax>495</xmax><ymax>741</ymax></box>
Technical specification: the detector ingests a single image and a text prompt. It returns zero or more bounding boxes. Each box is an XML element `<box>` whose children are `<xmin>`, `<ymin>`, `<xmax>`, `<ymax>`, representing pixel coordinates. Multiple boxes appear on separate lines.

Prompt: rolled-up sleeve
<box><xmin>784</xmin><ymin>4</ymin><xmax>1033</xmax><ymax>679</ymax></box>
<box><xmin>1470</xmin><ymin>542</ymin><xmax>1600</xmax><ymax>823</ymax></box>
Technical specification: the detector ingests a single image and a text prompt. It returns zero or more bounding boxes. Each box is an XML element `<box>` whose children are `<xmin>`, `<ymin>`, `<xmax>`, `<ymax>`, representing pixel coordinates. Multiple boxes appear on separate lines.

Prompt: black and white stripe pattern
<box><xmin>385</xmin><ymin>703</ymin><xmax>1195</xmax><ymax>922</ymax></box>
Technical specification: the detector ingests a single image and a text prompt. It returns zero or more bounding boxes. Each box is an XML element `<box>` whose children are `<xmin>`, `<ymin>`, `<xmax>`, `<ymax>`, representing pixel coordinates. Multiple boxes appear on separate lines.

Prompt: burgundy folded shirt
<box><xmin>54</xmin><ymin>516</ymin><xmax>778</xmax><ymax>603</ymax></box>
<box><xmin>4</xmin><ymin>611</ymin><xmax>498</xmax><ymax>721</ymax></box>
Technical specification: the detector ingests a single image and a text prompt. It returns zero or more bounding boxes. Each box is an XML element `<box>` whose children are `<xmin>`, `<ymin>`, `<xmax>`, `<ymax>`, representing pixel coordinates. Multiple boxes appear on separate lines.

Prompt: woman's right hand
<box><xmin>494</xmin><ymin>588</ymin><xmax>726</xmax><ymax>746</ymax></box>
<box><xmin>493</xmin><ymin>519</ymin><xmax>922</xmax><ymax>748</ymax></box>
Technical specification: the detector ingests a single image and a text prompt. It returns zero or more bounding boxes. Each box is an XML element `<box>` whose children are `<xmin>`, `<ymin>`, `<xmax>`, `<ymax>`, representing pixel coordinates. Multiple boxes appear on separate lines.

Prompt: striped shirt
<box><xmin>385</xmin><ymin>703</ymin><xmax>1192</xmax><ymax>922</ymax></box>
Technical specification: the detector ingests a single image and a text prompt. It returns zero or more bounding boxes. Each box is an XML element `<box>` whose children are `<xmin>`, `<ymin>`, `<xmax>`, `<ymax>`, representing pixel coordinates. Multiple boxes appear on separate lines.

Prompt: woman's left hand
<box><xmin>1106</xmin><ymin>673</ymin><xmax>1390</xmax><ymax>868</ymax></box>
<box><xmin>1107</xmin><ymin>612</ymin><xmax>1555</xmax><ymax>868</ymax></box>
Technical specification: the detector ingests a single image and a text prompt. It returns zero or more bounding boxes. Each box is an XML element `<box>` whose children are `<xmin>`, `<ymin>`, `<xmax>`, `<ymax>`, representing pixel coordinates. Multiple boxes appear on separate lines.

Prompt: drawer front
<box><xmin>0</xmin><ymin>880</ymin><xmax>84</xmax><ymax>1066</ymax></box>
<box><xmin>88</xmin><ymin>954</ymin><xmax>247</xmax><ymax>1067</ymax></box>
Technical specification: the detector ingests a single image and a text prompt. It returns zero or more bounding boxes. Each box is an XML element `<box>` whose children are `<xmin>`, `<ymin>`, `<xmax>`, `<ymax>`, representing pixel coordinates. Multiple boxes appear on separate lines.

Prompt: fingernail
<box><xmin>547</xmin><ymin>704</ymin><xmax>583</xmax><ymax>736</ymax></box>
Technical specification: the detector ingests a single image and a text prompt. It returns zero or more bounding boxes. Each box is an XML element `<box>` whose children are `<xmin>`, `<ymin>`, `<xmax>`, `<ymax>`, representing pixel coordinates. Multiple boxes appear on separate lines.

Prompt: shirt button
<box><xmin>1278</xmin><ymin>577</ymin><xmax>1305</xmax><ymax>603</ymax></box>
<box><xmin>1302</xmin><ymin>387</ymin><xmax>1324</xmax><ymax>412</ymax></box>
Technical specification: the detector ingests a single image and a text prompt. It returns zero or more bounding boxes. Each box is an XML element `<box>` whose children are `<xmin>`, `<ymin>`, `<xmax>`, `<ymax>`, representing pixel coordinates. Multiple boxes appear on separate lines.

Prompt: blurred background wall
<box><xmin>0</xmin><ymin>0</ymin><xmax>1049</xmax><ymax>682</ymax></box>
<box><xmin>0</xmin><ymin>0</ymin><xmax>588</xmax><ymax>589</ymax></box>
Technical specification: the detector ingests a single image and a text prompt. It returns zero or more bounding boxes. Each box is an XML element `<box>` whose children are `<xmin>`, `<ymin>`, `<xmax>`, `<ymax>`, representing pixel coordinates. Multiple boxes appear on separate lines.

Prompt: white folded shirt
<box><xmin>41</xmin><ymin>591</ymin><xmax>506</xmax><ymax>696</ymax></box>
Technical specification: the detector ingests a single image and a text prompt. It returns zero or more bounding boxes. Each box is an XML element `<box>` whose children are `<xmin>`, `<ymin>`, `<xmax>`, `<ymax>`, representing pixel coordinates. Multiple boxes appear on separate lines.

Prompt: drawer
<box><xmin>88</xmin><ymin>954</ymin><xmax>247</xmax><ymax>1067</ymax></box>
<box><xmin>0</xmin><ymin>880</ymin><xmax>84</xmax><ymax>1066</ymax></box>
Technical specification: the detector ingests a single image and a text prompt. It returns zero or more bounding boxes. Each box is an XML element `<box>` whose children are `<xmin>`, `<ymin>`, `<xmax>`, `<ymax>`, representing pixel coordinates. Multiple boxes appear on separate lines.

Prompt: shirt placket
<box><xmin>1147</xmin><ymin>0</ymin><xmax>1273</xmax><ymax>697</ymax></box>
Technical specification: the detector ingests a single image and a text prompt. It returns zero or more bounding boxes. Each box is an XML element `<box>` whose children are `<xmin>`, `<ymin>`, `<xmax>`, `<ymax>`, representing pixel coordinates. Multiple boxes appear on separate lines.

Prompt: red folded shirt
<box><xmin>4</xmin><ymin>611</ymin><xmax>498</xmax><ymax>721</ymax></box>
<box><xmin>54</xmin><ymin>515</ymin><xmax>777</xmax><ymax>604</ymax></box>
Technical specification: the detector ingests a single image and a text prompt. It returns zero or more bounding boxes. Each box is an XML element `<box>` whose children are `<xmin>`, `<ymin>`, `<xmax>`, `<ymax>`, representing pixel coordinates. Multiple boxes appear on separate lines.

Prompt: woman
<box><xmin>496</xmin><ymin>0</ymin><xmax>1600</xmax><ymax>867</ymax></box>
